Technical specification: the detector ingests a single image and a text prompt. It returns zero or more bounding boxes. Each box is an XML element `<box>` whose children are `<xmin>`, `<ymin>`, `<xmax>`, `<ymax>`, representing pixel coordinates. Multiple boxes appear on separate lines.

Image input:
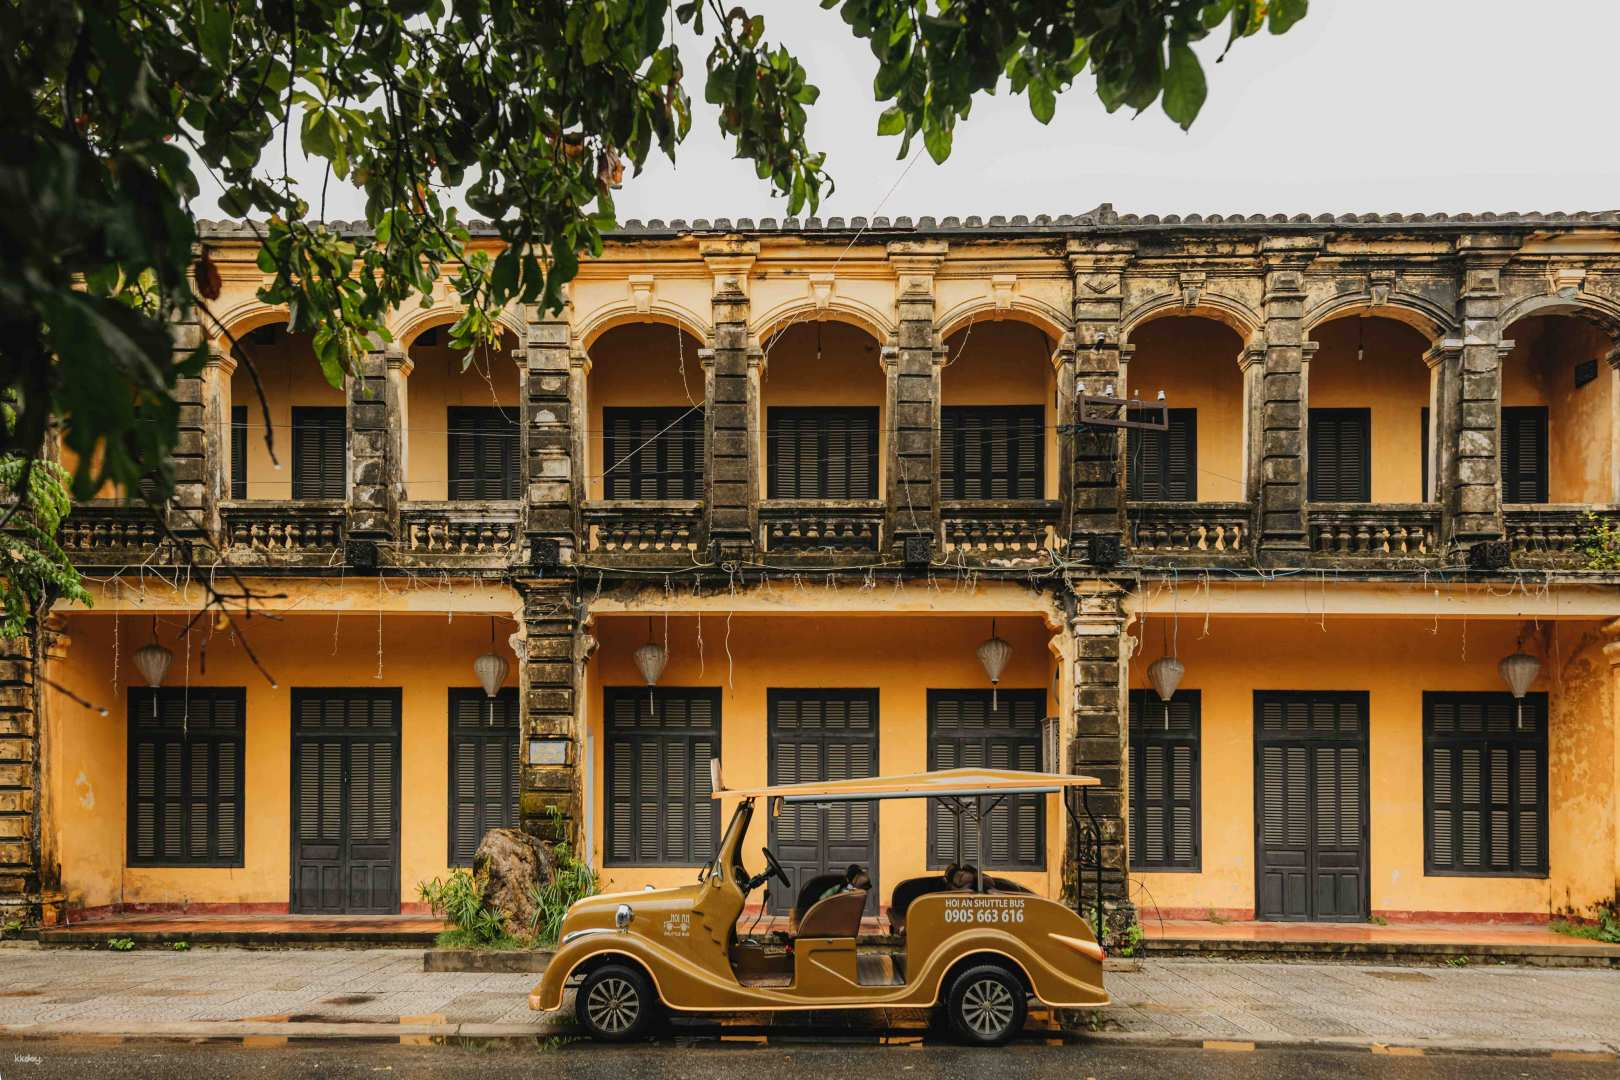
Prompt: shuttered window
<box><xmin>127</xmin><ymin>688</ymin><xmax>246</xmax><ymax>868</ymax></box>
<box><xmin>1129</xmin><ymin>690</ymin><xmax>1201</xmax><ymax>871</ymax></box>
<box><xmin>768</xmin><ymin>407</ymin><xmax>878</xmax><ymax>499</ymax></box>
<box><xmin>1308</xmin><ymin>408</ymin><xmax>1371</xmax><ymax>502</ymax></box>
<box><xmin>604</xmin><ymin>688</ymin><xmax>721</xmax><ymax>866</ymax></box>
<box><xmin>446</xmin><ymin>406</ymin><xmax>520</xmax><ymax>500</ymax></box>
<box><xmin>291</xmin><ymin>406</ymin><xmax>347</xmax><ymax>500</ymax></box>
<box><xmin>1424</xmin><ymin>692</ymin><xmax>1547</xmax><ymax>877</ymax></box>
<box><xmin>927</xmin><ymin>690</ymin><xmax>1045</xmax><ymax>871</ymax></box>
<box><xmin>602</xmin><ymin>407</ymin><xmax>704</xmax><ymax>500</ymax></box>
<box><xmin>231</xmin><ymin>405</ymin><xmax>247</xmax><ymax>500</ymax></box>
<box><xmin>1501</xmin><ymin>406</ymin><xmax>1549</xmax><ymax>505</ymax></box>
<box><xmin>448</xmin><ymin>688</ymin><xmax>520</xmax><ymax>866</ymax></box>
<box><xmin>940</xmin><ymin>406</ymin><xmax>1044</xmax><ymax>500</ymax></box>
<box><xmin>1127</xmin><ymin>408</ymin><xmax>1198</xmax><ymax>501</ymax></box>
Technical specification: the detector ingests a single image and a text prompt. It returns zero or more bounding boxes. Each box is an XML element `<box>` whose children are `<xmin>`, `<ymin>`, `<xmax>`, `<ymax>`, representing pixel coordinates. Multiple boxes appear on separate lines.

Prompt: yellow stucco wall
<box><xmin>1131</xmin><ymin>615</ymin><xmax>1616</xmax><ymax>919</ymax></box>
<box><xmin>1307</xmin><ymin>317</ymin><xmax>1433</xmax><ymax>503</ymax></box>
<box><xmin>402</xmin><ymin>333</ymin><xmax>521</xmax><ymax>503</ymax></box>
<box><xmin>760</xmin><ymin>322</ymin><xmax>887</xmax><ymax>495</ymax></box>
<box><xmin>586</xmin><ymin>613</ymin><xmax>1062</xmax><ymax>902</ymax></box>
<box><xmin>228</xmin><ymin>331</ymin><xmax>346</xmax><ymax>500</ymax></box>
<box><xmin>47</xmin><ymin>612</ymin><xmax>518</xmax><ymax>913</ymax></box>
<box><xmin>585</xmin><ymin>323</ymin><xmax>707</xmax><ymax>501</ymax></box>
<box><xmin>1125</xmin><ymin>317</ymin><xmax>1248</xmax><ymax>502</ymax></box>
<box><xmin>941</xmin><ymin>321</ymin><xmax>1058</xmax><ymax>499</ymax></box>
<box><xmin>1501</xmin><ymin>315</ymin><xmax>1617</xmax><ymax>504</ymax></box>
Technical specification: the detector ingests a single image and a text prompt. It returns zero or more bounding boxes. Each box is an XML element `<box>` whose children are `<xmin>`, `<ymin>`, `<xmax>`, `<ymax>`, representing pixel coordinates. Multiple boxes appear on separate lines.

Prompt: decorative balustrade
<box><xmin>59</xmin><ymin>505</ymin><xmax>167</xmax><ymax>559</ymax></box>
<box><xmin>1308</xmin><ymin>503</ymin><xmax>1439</xmax><ymax>559</ymax></box>
<box><xmin>760</xmin><ymin>500</ymin><xmax>884</xmax><ymax>554</ymax></box>
<box><xmin>1505</xmin><ymin>505</ymin><xmax>1615</xmax><ymax>566</ymax></box>
<box><xmin>1128</xmin><ymin>501</ymin><xmax>1251</xmax><ymax>559</ymax></box>
<box><xmin>583</xmin><ymin>500</ymin><xmax>703</xmax><ymax>555</ymax></box>
<box><xmin>399</xmin><ymin>503</ymin><xmax>521</xmax><ymax>557</ymax></box>
<box><xmin>221</xmin><ymin>501</ymin><xmax>345</xmax><ymax>554</ymax></box>
<box><xmin>940</xmin><ymin>500</ymin><xmax>1059</xmax><ymax>560</ymax></box>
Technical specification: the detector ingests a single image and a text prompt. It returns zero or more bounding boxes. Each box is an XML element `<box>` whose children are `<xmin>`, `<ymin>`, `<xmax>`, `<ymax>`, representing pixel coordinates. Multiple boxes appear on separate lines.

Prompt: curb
<box><xmin>1143</xmin><ymin>939</ymin><xmax>1620</xmax><ymax>968</ymax></box>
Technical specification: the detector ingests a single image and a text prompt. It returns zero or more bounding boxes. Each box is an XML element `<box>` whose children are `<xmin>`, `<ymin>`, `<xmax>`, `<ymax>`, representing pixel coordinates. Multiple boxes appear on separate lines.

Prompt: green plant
<box><xmin>1113</xmin><ymin>921</ymin><xmax>1145</xmax><ymax>958</ymax></box>
<box><xmin>530</xmin><ymin>840</ymin><xmax>599</xmax><ymax>948</ymax></box>
<box><xmin>1368</xmin><ymin>914</ymin><xmax>1389</xmax><ymax>927</ymax></box>
<box><xmin>107</xmin><ymin>937</ymin><xmax>135</xmax><ymax>952</ymax></box>
<box><xmin>1551</xmin><ymin>904</ymin><xmax>1620</xmax><ymax>944</ymax></box>
<box><xmin>417</xmin><ymin>869</ymin><xmax>509</xmax><ymax>947</ymax></box>
<box><xmin>1444</xmin><ymin>954</ymin><xmax>1469</xmax><ymax>967</ymax></box>
<box><xmin>170</xmin><ymin>941</ymin><xmax>190</xmax><ymax>951</ymax></box>
<box><xmin>1580</xmin><ymin>512</ymin><xmax>1620</xmax><ymax>570</ymax></box>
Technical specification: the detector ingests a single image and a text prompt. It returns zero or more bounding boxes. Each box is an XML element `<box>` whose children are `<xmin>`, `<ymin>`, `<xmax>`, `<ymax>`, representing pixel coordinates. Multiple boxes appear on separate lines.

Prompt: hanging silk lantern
<box><xmin>976</xmin><ymin>619</ymin><xmax>1012</xmax><ymax>709</ymax></box>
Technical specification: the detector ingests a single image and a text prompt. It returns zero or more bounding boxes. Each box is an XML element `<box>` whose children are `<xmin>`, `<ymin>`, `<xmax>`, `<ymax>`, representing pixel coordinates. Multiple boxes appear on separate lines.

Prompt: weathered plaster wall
<box><xmin>46</xmin><ymin>612</ymin><xmax>518</xmax><ymax>913</ymax></box>
<box><xmin>1131</xmin><ymin>615</ymin><xmax>1615</xmax><ymax>920</ymax></box>
<box><xmin>584</xmin><ymin>323</ymin><xmax>706</xmax><ymax>501</ymax></box>
<box><xmin>941</xmin><ymin>320</ymin><xmax>1058</xmax><ymax>499</ymax></box>
<box><xmin>1501</xmin><ymin>315</ymin><xmax>1616</xmax><ymax>504</ymax></box>
<box><xmin>1306</xmin><ymin>317</ymin><xmax>1432</xmax><ymax>504</ymax></box>
<box><xmin>587</xmin><ymin>613</ymin><xmax>1061</xmax><ymax>902</ymax></box>
<box><xmin>402</xmin><ymin>333</ymin><xmax>521</xmax><ymax>503</ymax></box>
<box><xmin>228</xmin><ymin>331</ymin><xmax>345</xmax><ymax>499</ymax></box>
<box><xmin>1125</xmin><ymin>316</ymin><xmax>1247</xmax><ymax>502</ymax></box>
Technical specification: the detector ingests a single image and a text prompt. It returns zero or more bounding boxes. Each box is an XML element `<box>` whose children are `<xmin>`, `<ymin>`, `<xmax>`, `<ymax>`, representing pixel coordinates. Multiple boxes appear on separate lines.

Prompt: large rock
<box><xmin>472</xmin><ymin>828</ymin><xmax>556</xmax><ymax>940</ymax></box>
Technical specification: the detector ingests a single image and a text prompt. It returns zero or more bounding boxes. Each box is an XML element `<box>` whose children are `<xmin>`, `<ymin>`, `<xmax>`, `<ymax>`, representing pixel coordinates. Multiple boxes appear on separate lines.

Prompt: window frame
<box><xmin>1128</xmin><ymin>689</ymin><xmax>1202</xmax><ymax>872</ymax></box>
<box><xmin>447</xmin><ymin>687</ymin><xmax>521</xmax><ymax>867</ymax></box>
<box><xmin>603</xmin><ymin>686</ymin><xmax>722</xmax><ymax>867</ymax></box>
<box><xmin>925</xmin><ymin>689</ymin><xmax>1047</xmax><ymax>873</ymax></box>
<box><xmin>1422</xmin><ymin>691</ymin><xmax>1549</xmax><ymax>878</ymax></box>
<box><xmin>1500</xmin><ymin>405</ymin><xmax>1550</xmax><ymax>505</ymax></box>
<box><xmin>601</xmin><ymin>406</ymin><xmax>705</xmax><ymax>501</ymax></box>
<box><xmin>1126</xmin><ymin>407</ymin><xmax>1199</xmax><ymax>502</ymax></box>
<box><xmin>290</xmin><ymin>405</ymin><xmax>348</xmax><ymax>501</ymax></box>
<box><xmin>230</xmin><ymin>404</ymin><xmax>247</xmax><ymax>500</ymax></box>
<box><xmin>125</xmin><ymin>687</ymin><xmax>247</xmax><ymax>869</ymax></box>
<box><xmin>1307</xmin><ymin>407</ymin><xmax>1373</xmax><ymax>503</ymax></box>
<box><xmin>939</xmin><ymin>405</ymin><xmax>1045</xmax><ymax>501</ymax></box>
<box><xmin>446</xmin><ymin>405</ymin><xmax>522</xmax><ymax>501</ymax></box>
<box><xmin>766</xmin><ymin>405</ymin><xmax>880</xmax><ymax>500</ymax></box>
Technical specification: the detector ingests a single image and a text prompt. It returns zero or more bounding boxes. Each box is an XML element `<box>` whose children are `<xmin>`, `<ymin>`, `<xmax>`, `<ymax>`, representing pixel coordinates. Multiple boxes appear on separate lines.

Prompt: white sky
<box><xmin>201</xmin><ymin>0</ymin><xmax>1620</xmax><ymax>223</ymax></box>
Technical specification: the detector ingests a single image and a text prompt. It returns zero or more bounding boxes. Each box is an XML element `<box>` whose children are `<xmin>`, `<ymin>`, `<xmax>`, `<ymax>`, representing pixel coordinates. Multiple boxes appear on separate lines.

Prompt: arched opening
<box><xmin>1307</xmin><ymin>316</ymin><xmax>1433</xmax><ymax>503</ymax></box>
<box><xmin>586</xmin><ymin>322</ymin><xmax>707</xmax><ymax>503</ymax></box>
<box><xmin>228</xmin><ymin>322</ymin><xmax>346</xmax><ymax>501</ymax></box>
<box><xmin>760</xmin><ymin>321</ymin><xmax>886</xmax><ymax>502</ymax></box>
<box><xmin>1125</xmin><ymin>316</ymin><xmax>1246</xmax><ymax>503</ymax></box>
<box><xmin>1501</xmin><ymin>314</ymin><xmax>1617</xmax><ymax>504</ymax></box>
<box><xmin>403</xmin><ymin>323</ymin><xmax>522</xmax><ymax>503</ymax></box>
<box><xmin>939</xmin><ymin>321</ymin><xmax>1057</xmax><ymax>501</ymax></box>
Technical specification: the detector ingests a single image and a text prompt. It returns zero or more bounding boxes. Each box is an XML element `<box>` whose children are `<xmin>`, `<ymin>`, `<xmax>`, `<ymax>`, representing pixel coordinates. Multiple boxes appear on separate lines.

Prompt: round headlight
<box><xmin>615</xmin><ymin>903</ymin><xmax>633</xmax><ymax>930</ymax></box>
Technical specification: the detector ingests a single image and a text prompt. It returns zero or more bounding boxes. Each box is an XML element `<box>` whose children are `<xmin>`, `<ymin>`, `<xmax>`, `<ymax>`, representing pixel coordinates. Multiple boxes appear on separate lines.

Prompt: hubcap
<box><xmin>586</xmin><ymin>976</ymin><xmax>641</xmax><ymax>1033</ymax></box>
<box><xmin>961</xmin><ymin>977</ymin><xmax>1015</xmax><ymax>1038</ymax></box>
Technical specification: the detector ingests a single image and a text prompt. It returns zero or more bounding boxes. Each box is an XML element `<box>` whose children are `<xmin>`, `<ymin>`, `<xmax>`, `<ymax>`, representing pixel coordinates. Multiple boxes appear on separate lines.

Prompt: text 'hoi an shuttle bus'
<box><xmin>530</xmin><ymin>763</ymin><xmax>1109</xmax><ymax>1045</ymax></box>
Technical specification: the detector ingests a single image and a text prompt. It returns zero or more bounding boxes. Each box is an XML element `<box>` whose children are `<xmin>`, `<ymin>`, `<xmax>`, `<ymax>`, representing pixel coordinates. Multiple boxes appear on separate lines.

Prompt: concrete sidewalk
<box><xmin>0</xmin><ymin>944</ymin><xmax>1616</xmax><ymax>1057</ymax></box>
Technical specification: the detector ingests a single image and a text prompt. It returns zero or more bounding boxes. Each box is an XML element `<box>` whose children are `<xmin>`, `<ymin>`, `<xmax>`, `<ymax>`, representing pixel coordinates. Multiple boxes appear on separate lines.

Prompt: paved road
<box><xmin>1</xmin><ymin>1039</ymin><xmax>1616</xmax><ymax>1080</ymax></box>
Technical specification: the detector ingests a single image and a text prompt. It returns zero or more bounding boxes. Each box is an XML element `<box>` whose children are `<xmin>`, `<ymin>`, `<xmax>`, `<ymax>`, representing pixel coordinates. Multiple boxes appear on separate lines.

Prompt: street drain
<box><xmin>0</xmin><ymin>991</ymin><xmax>42</xmax><ymax>998</ymax></box>
<box><xmin>321</xmin><ymin>994</ymin><xmax>377</xmax><ymax>1005</ymax></box>
<box><xmin>1368</xmin><ymin>971</ymin><xmax>1435</xmax><ymax>982</ymax></box>
<box><xmin>286</xmin><ymin>1013</ymin><xmax>393</xmax><ymax>1024</ymax></box>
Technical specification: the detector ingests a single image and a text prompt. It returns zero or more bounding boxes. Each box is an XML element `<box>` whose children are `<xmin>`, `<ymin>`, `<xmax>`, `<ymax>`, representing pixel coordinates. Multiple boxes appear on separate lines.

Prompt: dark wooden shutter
<box><xmin>448</xmin><ymin>688</ymin><xmax>520</xmax><ymax>866</ymax></box>
<box><xmin>926</xmin><ymin>690</ymin><xmax>1045</xmax><ymax>871</ymax></box>
<box><xmin>1127</xmin><ymin>408</ymin><xmax>1197</xmax><ymax>501</ymax></box>
<box><xmin>230</xmin><ymin>406</ymin><xmax>247</xmax><ymax>500</ymax></box>
<box><xmin>1424</xmin><ymin>692</ymin><xmax>1547</xmax><ymax>876</ymax></box>
<box><xmin>768</xmin><ymin>407</ymin><xmax>878</xmax><ymax>499</ymax></box>
<box><xmin>1420</xmin><ymin>406</ymin><xmax>1430</xmax><ymax>501</ymax></box>
<box><xmin>291</xmin><ymin>406</ymin><xmax>347</xmax><ymax>500</ymax></box>
<box><xmin>940</xmin><ymin>407</ymin><xmax>1044</xmax><ymax>500</ymax></box>
<box><xmin>1129</xmin><ymin>690</ymin><xmax>1200</xmax><ymax>871</ymax></box>
<box><xmin>447</xmin><ymin>406</ymin><xmax>520</xmax><ymax>500</ymax></box>
<box><xmin>604</xmin><ymin>687</ymin><xmax>721</xmax><ymax>866</ymax></box>
<box><xmin>1308</xmin><ymin>408</ymin><xmax>1371</xmax><ymax>502</ymax></box>
<box><xmin>127</xmin><ymin>688</ymin><xmax>246</xmax><ymax>867</ymax></box>
<box><xmin>602</xmin><ymin>407</ymin><xmax>705</xmax><ymax>500</ymax></box>
<box><xmin>1501</xmin><ymin>406</ymin><xmax>1549</xmax><ymax>504</ymax></box>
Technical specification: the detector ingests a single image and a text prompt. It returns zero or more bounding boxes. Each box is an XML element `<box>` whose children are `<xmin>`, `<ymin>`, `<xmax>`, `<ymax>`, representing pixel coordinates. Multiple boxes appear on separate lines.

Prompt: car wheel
<box><xmin>575</xmin><ymin>963</ymin><xmax>659</xmax><ymax>1042</ymax></box>
<box><xmin>946</xmin><ymin>964</ymin><xmax>1027</xmax><ymax>1046</ymax></box>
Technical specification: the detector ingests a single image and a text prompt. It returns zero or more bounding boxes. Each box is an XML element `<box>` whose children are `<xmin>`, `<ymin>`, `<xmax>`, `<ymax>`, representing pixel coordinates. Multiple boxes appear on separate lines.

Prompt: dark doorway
<box><xmin>1254</xmin><ymin>691</ymin><xmax>1369</xmax><ymax>922</ymax></box>
<box><xmin>291</xmin><ymin>689</ymin><xmax>402</xmax><ymax>914</ymax></box>
<box><xmin>766</xmin><ymin>689</ymin><xmax>879</xmax><ymax>915</ymax></box>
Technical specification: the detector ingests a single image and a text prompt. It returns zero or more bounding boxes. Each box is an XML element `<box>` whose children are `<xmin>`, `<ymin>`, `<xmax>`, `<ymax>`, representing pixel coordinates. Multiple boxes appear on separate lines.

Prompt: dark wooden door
<box><xmin>1254</xmin><ymin>691</ymin><xmax>1369</xmax><ymax>922</ymax></box>
<box><xmin>766</xmin><ymin>690</ymin><xmax>878</xmax><ymax>915</ymax></box>
<box><xmin>291</xmin><ymin>690</ymin><xmax>402</xmax><ymax>914</ymax></box>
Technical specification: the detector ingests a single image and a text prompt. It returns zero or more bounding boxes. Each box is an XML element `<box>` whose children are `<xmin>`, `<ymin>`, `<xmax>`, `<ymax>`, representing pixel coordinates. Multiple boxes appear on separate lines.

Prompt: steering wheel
<box><xmin>759</xmin><ymin>846</ymin><xmax>792</xmax><ymax>890</ymax></box>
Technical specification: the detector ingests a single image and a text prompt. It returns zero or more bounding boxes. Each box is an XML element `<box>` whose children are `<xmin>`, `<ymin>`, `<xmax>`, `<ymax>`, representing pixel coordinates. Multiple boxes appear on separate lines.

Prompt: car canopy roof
<box><xmin>713</xmin><ymin>766</ymin><xmax>1099</xmax><ymax>803</ymax></box>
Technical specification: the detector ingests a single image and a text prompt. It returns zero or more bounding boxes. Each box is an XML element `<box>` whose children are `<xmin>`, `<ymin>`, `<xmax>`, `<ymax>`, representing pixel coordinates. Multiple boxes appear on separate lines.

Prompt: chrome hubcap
<box><xmin>961</xmin><ymin>978</ymin><xmax>1015</xmax><ymax>1038</ymax></box>
<box><xmin>586</xmin><ymin>976</ymin><xmax>641</xmax><ymax>1033</ymax></box>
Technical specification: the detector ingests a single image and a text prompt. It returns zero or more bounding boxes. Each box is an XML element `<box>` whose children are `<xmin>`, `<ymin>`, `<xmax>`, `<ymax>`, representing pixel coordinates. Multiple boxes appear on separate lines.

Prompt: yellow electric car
<box><xmin>530</xmin><ymin>766</ymin><xmax>1109</xmax><ymax>1045</ymax></box>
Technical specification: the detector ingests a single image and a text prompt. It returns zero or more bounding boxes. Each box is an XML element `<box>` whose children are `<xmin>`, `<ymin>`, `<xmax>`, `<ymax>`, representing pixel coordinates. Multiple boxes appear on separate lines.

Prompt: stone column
<box><xmin>1067</xmin><ymin>582</ymin><xmax>1134</xmax><ymax>938</ymax></box>
<box><xmin>0</xmin><ymin>630</ymin><xmax>39</xmax><ymax>914</ymax></box>
<box><xmin>197</xmin><ymin>345</ymin><xmax>235</xmax><ymax>538</ymax></box>
<box><xmin>1256</xmin><ymin>238</ymin><xmax>1320</xmax><ymax>560</ymax></box>
<box><xmin>384</xmin><ymin>346</ymin><xmax>413</xmax><ymax>511</ymax></box>
<box><xmin>346</xmin><ymin>337</ymin><xmax>394</xmax><ymax>544</ymax></box>
<box><xmin>702</xmin><ymin>239</ymin><xmax>759</xmax><ymax>562</ymax></box>
<box><xmin>1450</xmin><ymin>237</ymin><xmax>1518</xmax><ymax>547</ymax></box>
<box><xmin>885</xmin><ymin>242</ymin><xmax>947</xmax><ymax>559</ymax></box>
<box><xmin>518</xmin><ymin>580</ymin><xmax>582</xmax><ymax>843</ymax></box>
<box><xmin>1067</xmin><ymin>242</ymin><xmax>1135</xmax><ymax>553</ymax></box>
<box><xmin>166</xmin><ymin>307</ymin><xmax>211</xmax><ymax>539</ymax></box>
<box><xmin>523</xmin><ymin>300</ymin><xmax>577</xmax><ymax>566</ymax></box>
<box><xmin>1604</xmin><ymin>621</ymin><xmax>1620</xmax><ymax>904</ymax></box>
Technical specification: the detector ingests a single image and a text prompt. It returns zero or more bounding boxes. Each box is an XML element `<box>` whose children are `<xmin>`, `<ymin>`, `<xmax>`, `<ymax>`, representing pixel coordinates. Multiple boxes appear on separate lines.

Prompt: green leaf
<box><xmin>876</xmin><ymin>105</ymin><xmax>906</xmax><ymax>136</ymax></box>
<box><xmin>1267</xmin><ymin>0</ymin><xmax>1309</xmax><ymax>34</ymax></box>
<box><xmin>922</xmin><ymin>118</ymin><xmax>952</xmax><ymax>163</ymax></box>
<box><xmin>1162</xmin><ymin>40</ymin><xmax>1207</xmax><ymax>129</ymax></box>
<box><xmin>1028</xmin><ymin>77</ymin><xmax>1055</xmax><ymax>124</ymax></box>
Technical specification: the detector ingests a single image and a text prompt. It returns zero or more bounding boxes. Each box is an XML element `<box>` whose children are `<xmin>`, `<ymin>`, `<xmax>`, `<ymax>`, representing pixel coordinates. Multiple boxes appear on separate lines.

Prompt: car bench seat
<box><xmin>794</xmin><ymin>888</ymin><xmax>868</xmax><ymax>940</ymax></box>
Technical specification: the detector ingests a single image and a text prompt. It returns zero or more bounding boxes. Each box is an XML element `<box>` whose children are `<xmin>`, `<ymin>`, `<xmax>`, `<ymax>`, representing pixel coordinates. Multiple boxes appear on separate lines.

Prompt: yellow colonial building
<box><xmin>5</xmin><ymin>207</ymin><xmax>1620</xmax><ymax>933</ymax></box>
